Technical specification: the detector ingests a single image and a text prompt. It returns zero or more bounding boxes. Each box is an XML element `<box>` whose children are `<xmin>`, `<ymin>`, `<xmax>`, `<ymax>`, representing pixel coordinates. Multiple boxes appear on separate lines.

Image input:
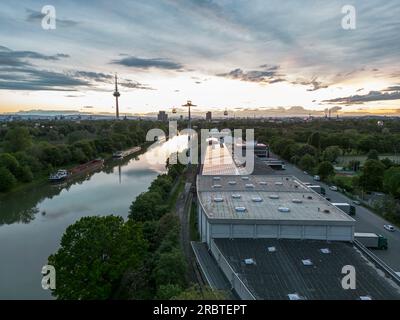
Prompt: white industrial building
<box><xmin>197</xmin><ymin>175</ymin><xmax>356</xmax><ymax>245</ymax></box>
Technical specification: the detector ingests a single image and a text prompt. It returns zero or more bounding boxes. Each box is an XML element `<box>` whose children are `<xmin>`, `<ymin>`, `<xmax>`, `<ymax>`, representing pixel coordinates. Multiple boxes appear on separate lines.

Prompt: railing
<box><xmin>354</xmin><ymin>240</ymin><xmax>400</xmax><ymax>285</ymax></box>
<box><xmin>210</xmin><ymin>239</ymin><xmax>256</xmax><ymax>300</ymax></box>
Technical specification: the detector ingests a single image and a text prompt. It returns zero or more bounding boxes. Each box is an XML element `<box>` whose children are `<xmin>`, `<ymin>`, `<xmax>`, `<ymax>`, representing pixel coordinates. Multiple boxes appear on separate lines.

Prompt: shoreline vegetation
<box><xmin>48</xmin><ymin>157</ymin><xmax>225</xmax><ymax>300</ymax></box>
<box><xmin>0</xmin><ymin>120</ymin><xmax>166</xmax><ymax>195</ymax></box>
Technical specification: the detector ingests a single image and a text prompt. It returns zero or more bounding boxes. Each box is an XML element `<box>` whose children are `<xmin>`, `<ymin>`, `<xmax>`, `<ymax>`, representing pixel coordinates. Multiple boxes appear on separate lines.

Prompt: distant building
<box><xmin>206</xmin><ymin>111</ymin><xmax>212</xmax><ymax>121</ymax></box>
<box><xmin>157</xmin><ymin>111</ymin><xmax>168</xmax><ymax>122</ymax></box>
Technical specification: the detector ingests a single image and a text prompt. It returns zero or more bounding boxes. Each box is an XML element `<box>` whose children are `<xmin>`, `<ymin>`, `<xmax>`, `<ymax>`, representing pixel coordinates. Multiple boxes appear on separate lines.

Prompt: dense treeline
<box><xmin>0</xmin><ymin>120</ymin><xmax>165</xmax><ymax>192</ymax></box>
<box><xmin>48</xmin><ymin>160</ymin><xmax>224</xmax><ymax>300</ymax></box>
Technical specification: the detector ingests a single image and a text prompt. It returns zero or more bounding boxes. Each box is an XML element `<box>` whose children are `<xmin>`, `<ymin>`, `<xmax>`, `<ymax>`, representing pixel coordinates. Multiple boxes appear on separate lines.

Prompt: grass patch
<box><xmin>167</xmin><ymin>177</ymin><xmax>186</xmax><ymax>210</ymax></box>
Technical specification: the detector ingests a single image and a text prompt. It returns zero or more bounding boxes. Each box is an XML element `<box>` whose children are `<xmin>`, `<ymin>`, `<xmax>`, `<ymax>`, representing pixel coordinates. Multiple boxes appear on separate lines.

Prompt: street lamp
<box><xmin>182</xmin><ymin>100</ymin><xmax>197</xmax><ymax>165</ymax></box>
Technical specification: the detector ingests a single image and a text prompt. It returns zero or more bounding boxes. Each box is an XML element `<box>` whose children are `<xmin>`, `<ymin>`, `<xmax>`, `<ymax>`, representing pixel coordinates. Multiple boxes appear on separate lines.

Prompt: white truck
<box><xmin>332</xmin><ymin>203</ymin><xmax>356</xmax><ymax>216</ymax></box>
<box><xmin>354</xmin><ymin>233</ymin><xmax>388</xmax><ymax>250</ymax></box>
<box><xmin>308</xmin><ymin>185</ymin><xmax>326</xmax><ymax>196</ymax></box>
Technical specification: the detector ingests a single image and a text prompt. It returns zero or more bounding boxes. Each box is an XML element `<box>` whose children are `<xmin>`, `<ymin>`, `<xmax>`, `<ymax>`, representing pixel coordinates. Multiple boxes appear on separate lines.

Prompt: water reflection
<box><xmin>0</xmin><ymin>136</ymin><xmax>188</xmax><ymax>299</ymax></box>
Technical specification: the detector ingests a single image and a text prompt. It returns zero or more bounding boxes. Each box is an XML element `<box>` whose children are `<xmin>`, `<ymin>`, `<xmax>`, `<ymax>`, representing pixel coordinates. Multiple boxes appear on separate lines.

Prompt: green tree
<box><xmin>153</xmin><ymin>248</ymin><xmax>187</xmax><ymax>289</ymax></box>
<box><xmin>317</xmin><ymin>161</ymin><xmax>335</xmax><ymax>180</ymax></box>
<box><xmin>173</xmin><ymin>285</ymin><xmax>227</xmax><ymax>300</ymax></box>
<box><xmin>129</xmin><ymin>192</ymin><xmax>164</xmax><ymax>222</ymax></box>
<box><xmin>0</xmin><ymin>167</ymin><xmax>17</xmax><ymax>192</ymax></box>
<box><xmin>322</xmin><ymin>146</ymin><xmax>342</xmax><ymax>163</ymax></box>
<box><xmin>381</xmin><ymin>158</ymin><xmax>394</xmax><ymax>169</ymax></box>
<box><xmin>0</xmin><ymin>153</ymin><xmax>20</xmax><ymax>176</ymax></box>
<box><xmin>296</xmin><ymin>144</ymin><xmax>317</xmax><ymax>158</ymax></box>
<box><xmin>4</xmin><ymin>127</ymin><xmax>32</xmax><ymax>152</ymax></box>
<box><xmin>308</xmin><ymin>132</ymin><xmax>321</xmax><ymax>153</ymax></box>
<box><xmin>156</xmin><ymin>284</ymin><xmax>183</xmax><ymax>300</ymax></box>
<box><xmin>367</xmin><ymin>149</ymin><xmax>379</xmax><ymax>160</ymax></box>
<box><xmin>359</xmin><ymin>159</ymin><xmax>385</xmax><ymax>191</ymax></box>
<box><xmin>15</xmin><ymin>165</ymin><xmax>34</xmax><ymax>182</ymax></box>
<box><xmin>298</xmin><ymin>154</ymin><xmax>316</xmax><ymax>172</ymax></box>
<box><xmin>48</xmin><ymin>216</ymin><xmax>147</xmax><ymax>300</ymax></box>
<box><xmin>383</xmin><ymin>167</ymin><xmax>400</xmax><ymax>198</ymax></box>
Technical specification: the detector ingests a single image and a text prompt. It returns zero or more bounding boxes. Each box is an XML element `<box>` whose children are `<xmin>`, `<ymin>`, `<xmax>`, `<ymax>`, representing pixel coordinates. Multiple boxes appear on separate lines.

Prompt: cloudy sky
<box><xmin>0</xmin><ymin>0</ymin><xmax>399</xmax><ymax>115</ymax></box>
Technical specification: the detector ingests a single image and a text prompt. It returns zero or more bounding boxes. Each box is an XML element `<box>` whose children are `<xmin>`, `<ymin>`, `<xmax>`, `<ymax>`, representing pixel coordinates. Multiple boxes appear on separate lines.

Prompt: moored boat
<box><xmin>49</xmin><ymin>159</ymin><xmax>104</xmax><ymax>183</ymax></box>
<box><xmin>49</xmin><ymin>169</ymin><xmax>69</xmax><ymax>182</ymax></box>
<box><xmin>69</xmin><ymin>159</ymin><xmax>104</xmax><ymax>176</ymax></box>
<box><xmin>112</xmin><ymin>146</ymin><xmax>142</xmax><ymax>159</ymax></box>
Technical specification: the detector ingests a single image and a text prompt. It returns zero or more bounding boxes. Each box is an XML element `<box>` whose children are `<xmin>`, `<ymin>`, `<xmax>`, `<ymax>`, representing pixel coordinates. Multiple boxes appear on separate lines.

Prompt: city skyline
<box><xmin>0</xmin><ymin>0</ymin><xmax>399</xmax><ymax>115</ymax></box>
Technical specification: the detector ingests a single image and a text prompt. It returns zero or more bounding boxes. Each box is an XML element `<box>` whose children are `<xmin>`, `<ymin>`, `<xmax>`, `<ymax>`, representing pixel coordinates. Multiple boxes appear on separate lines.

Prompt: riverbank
<box><xmin>0</xmin><ymin>143</ymin><xmax>148</xmax><ymax>199</ymax></box>
<box><xmin>0</xmin><ymin>136</ymin><xmax>187</xmax><ymax>299</ymax></box>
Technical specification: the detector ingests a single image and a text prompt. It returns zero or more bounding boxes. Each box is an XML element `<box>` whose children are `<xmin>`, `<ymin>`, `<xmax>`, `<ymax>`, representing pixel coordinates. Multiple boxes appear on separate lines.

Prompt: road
<box><xmin>273</xmin><ymin>155</ymin><xmax>400</xmax><ymax>272</ymax></box>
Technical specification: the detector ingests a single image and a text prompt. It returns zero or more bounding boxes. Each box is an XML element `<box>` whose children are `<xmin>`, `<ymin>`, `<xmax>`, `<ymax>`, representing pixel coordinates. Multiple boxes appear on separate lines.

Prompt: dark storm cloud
<box><xmin>292</xmin><ymin>78</ymin><xmax>329</xmax><ymax>91</ymax></box>
<box><xmin>72</xmin><ymin>71</ymin><xmax>113</xmax><ymax>82</ymax></box>
<box><xmin>217</xmin><ymin>65</ymin><xmax>285</xmax><ymax>84</ymax></box>
<box><xmin>0</xmin><ymin>45</ymin><xmax>70</xmax><ymax>68</ymax></box>
<box><xmin>324</xmin><ymin>90</ymin><xmax>400</xmax><ymax>104</ymax></box>
<box><xmin>119</xmin><ymin>80</ymin><xmax>156</xmax><ymax>90</ymax></box>
<box><xmin>111</xmin><ymin>56</ymin><xmax>183</xmax><ymax>70</ymax></box>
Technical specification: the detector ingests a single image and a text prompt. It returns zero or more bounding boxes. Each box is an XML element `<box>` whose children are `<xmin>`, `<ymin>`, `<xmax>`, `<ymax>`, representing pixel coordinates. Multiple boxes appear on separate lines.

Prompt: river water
<box><xmin>0</xmin><ymin>135</ymin><xmax>188</xmax><ymax>300</ymax></box>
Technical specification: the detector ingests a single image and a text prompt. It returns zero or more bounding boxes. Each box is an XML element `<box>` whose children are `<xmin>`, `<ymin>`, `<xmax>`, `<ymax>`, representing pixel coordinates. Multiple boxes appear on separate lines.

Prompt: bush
<box><xmin>0</xmin><ymin>167</ymin><xmax>17</xmax><ymax>192</ymax></box>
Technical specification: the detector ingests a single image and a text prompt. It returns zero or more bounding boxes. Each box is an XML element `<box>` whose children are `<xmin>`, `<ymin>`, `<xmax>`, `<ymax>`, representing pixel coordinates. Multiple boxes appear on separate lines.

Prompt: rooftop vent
<box><xmin>245</xmin><ymin>184</ymin><xmax>255</xmax><ymax>188</ymax></box>
<box><xmin>244</xmin><ymin>258</ymin><xmax>256</xmax><ymax>265</ymax></box>
<box><xmin>232</xmin><ymin>194</ymin><xmax>242</xmax><ymax>199</ymax></box>
<box><xmin>278</xmin><ymin>207</ymin><xmax>291</xmax><ymax>213</ymax></box>
<box><xmin>307</xmin><ymin>196</ymin><xmax>313</xmax><ymax>200</ymax></box>
<box><xmin>213</xmin><ymin>177</ymin><xmax>221</xmax><ymax>181</ymax></box>
<box><xmin>275</xmin><ymin>182</ymin><xmax>283</xmax><ymax>186</ymax></box>
<box><xmin>269</xmin><ymin>195</ymin><xmax>280</xmax><ymax>199</ymax></box>
<box><xmin>288</xmin><ymin>293</ymin><xmax>304</xmax><ymax>301</ymax></box>
<box><xmin>292</xmin><ymin>199</ymin><xmax>303</xmax><ymax>204</ymax></box>
<box><xmin>252</xmin><ymin>197</ymin><xmax>263</xmax><ymax>203</ymax></box>
<box><xmin>212</xmin><ymin>184</ymin><xmax>222</xmax><ymax>189</ymax></box>
<box><xmin>323</xmin><ymin>209</ymin><xmax>331</xmax><ymax>214</ymax></box>
<box><xmin>302</xmin><ymin>259</ymin><xmax>313</xmax><ymax>266</ymax></box>
<box><xmin>267</xmin><ymin>246</ymin><xmax>277</xmax><ymax>253</ymax></box>
<box><xmin>214</xmin><ymin>197</ymin><xmax>224</xmax><ymax>203</ymax></box>
<box><xmin>241</xmin><ymin>176</ymin><xmax>250</xmax><ymax>180</ymax></box>
<box><xmin>228</xmin><ymin>181</ymin><xmax>237</xmax><ymax>185</ymax></box>
<box><xmin>259</xmin><ymin>181</ymin><xmax>267</xmax><ymax>185</ymax></box>
<box><xmin>320</xmin><ymin>248</ymin><xmax>331</xmax><ymax>254</ymax></box>
<box><xmin>235</xmin><ymin>206</ymin><xmax>247</xmax><ymax>213</ymax></box>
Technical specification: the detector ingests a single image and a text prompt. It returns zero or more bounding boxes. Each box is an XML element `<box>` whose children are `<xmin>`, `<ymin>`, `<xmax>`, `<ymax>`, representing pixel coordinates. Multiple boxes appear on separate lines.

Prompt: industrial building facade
<box><xmin>197</xmin><ymin>175</ymin><xmax>355</xmax><ymax>245</ymax></box>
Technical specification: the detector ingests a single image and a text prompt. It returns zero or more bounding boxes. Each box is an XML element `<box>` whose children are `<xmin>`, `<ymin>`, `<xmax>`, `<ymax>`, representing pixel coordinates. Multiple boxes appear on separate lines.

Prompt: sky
<box><xmin>0</xmin><ymin>0</ymin><xmax>399</xmax><ymax>116</ymax></box>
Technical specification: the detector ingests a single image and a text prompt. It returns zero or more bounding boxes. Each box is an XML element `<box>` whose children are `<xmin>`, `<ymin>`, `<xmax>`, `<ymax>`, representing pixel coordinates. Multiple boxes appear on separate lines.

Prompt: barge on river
<box><xmin>49</xmin><ymin>159</ymin><xmax>105</xmax><ymax>182</ymax></box>
<box><xmin>112</xmin><ymin>146</ymin><xmax>142</xmax><ymax>159</ymax></box>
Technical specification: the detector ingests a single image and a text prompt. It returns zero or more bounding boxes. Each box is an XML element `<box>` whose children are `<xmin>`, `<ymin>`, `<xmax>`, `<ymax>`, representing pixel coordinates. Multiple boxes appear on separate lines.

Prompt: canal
<box><xmin>0</xmin><ymin>135</ymin><xmax>188</xmax><ymax>299</ymax></box>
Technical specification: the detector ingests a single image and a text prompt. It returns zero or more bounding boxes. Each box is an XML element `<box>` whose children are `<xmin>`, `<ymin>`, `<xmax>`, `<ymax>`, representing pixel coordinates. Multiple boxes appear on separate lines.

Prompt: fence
<box><xmin>210</xmin><ymin>239</ymin><xmax>256</xmax><ymax>300</ymax></box>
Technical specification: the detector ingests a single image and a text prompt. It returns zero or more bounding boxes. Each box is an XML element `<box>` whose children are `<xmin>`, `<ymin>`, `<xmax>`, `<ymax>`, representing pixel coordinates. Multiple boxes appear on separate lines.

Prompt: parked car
<box><xmin>329</xmin><ymin>186</ymin><xmax>338</xmax><ymax>191</ymax></box>
<box><xmin>353</xmin><ymin>200</ymin><xmax>361</xmax><ymax>205</ymax></box>
<box><xmin>314</xmin><ymin>175</ymin><xmax>320</xmax><ymax>181</ymax></box>
<box><xmin>303</xmin><ymin>171</ymin><xmax>308</xmax><ymax>175</ymax></box>
<box><xmin>384</xmin><ymin>225</ymin><xmax>396</xmax><ymax>232</ymax></box>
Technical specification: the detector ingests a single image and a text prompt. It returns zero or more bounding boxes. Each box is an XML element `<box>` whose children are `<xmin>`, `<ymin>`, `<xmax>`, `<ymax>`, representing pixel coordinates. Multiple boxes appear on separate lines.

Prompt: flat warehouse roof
<box><xmin>214</xmin><ymin>239</ymin><xmax>400</xmax><ymax>300</ymax></box>
<box><xmin>197</xmin><ymin>175</ymin><xmax>354</xmax><ymax>222</ymax></box>
<box><xmin>202</xmin><ymin>144</ymin><xmax>240</xmax><ymax>175</ymax></box>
